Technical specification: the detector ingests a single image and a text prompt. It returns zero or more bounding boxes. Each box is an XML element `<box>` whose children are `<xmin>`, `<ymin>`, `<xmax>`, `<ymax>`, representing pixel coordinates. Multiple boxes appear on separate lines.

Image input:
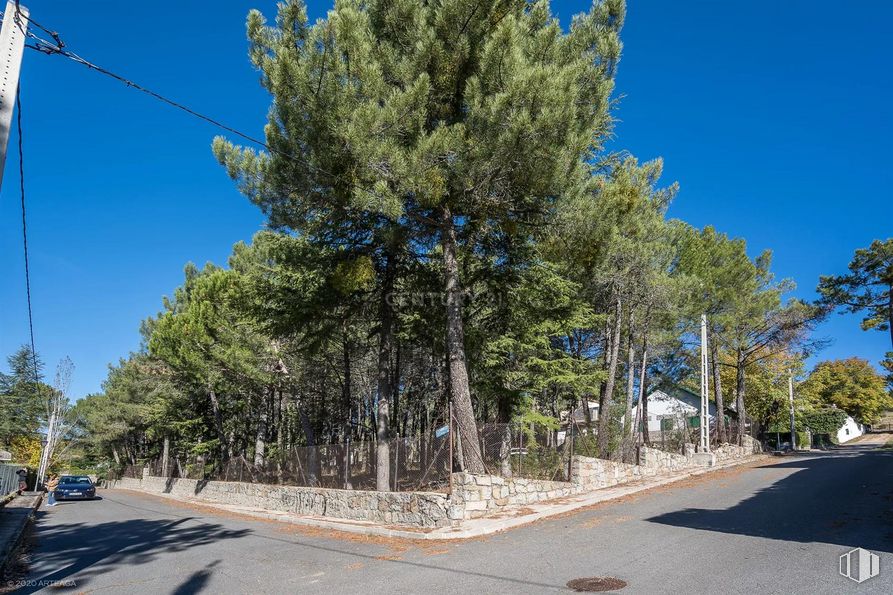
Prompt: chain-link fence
<box><xmin>479</xmin><ymin>423</ymin><xmax>570</xmax><ymax>482</ymax></box>
<box><xmin>562</xmin><ymin>419</ymin><xmax>640</xmax><ymax>465</ymax></box>
<box><xmin>641</xmin><ymin>413</ymin><xmax>759</xmax><ymax>454</ymax></box>
<box><xmin>477</xmin><ymin>419</ymin><xmax>643</xmax><ymax>482</ymax></box>
<box><xmin>110</xmin><ymin>413</ymin><xmax>761</xmax><ymax>492</ymax></box>
<box><xmin>107</xmin><ymin>464</ymin><xmax>144</xmax><ymax>480</ymax></box>
<box><xmin>136</xmin><ymin>430</ymin><xmax>452</xmax><ymax>493</ymax></box>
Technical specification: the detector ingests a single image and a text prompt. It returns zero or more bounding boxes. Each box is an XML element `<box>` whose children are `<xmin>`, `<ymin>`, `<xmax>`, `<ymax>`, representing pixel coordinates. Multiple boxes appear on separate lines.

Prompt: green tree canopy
<box><xmin>800</xmin><ymin>358</ymin><xmax>892</xmax><ymax>424</ymax></box>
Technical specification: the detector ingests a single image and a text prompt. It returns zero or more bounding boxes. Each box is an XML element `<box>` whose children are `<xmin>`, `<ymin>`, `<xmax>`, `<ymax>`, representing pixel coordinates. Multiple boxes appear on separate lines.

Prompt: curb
<box><xmin>111</xmin><ymin>454</ymin><xmax>769</xmax><ymax>541</ymax></box>
<box><xmin>0</xmin><ymin>493</ymin><xmax>43</xmax><ymax>575</ymax></box>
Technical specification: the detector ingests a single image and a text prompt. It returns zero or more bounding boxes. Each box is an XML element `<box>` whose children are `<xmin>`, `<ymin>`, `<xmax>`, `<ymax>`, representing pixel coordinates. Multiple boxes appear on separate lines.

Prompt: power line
<box><xmin>26</xmin><ymin>35</ymin><xmax>270</xmax><ymax>151</ymax></box>
<box><xmin>18</xmin><ymin>8</ymin><xmax>324</xmax><ymax>173</ymax></box>
<box><xmin>16</xmin><ymin>86</ymin><xmax>41</xmax><ymax>386</ymax></box>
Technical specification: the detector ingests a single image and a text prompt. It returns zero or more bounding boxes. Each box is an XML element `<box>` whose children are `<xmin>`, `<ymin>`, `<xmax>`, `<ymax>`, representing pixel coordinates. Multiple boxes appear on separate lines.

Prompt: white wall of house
<box><xmin>836</xmin><ymin>415</ymin><xmax>864</xmax><ymax>443</ymax></box>
<box><xmin>645</xmin><ymin>389</ymin><xmax>717</xmax><ymax>433</ymax></box>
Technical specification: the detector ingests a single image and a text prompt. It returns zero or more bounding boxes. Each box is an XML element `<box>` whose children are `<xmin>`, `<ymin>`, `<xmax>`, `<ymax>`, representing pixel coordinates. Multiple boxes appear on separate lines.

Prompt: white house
<box><xmin>645</xmin><ymin>387</ymin><xmax>716</xmax><ymax>434</ymax></box>
<box><xmin>555</xmin><ymin>389</ymin><xmax>718</xmax><ymax>443</ymax></box>
<box><xmin>568</xmin><ymin>400</ymin><xmax>600</xmax><ymax>424</ymax></box>
<box><xmin>555</xmin><ymin>400</ymin><xmax>600</xmax><ymax>444</ymax></box>
<box><xmin>836</xmin><ymin>415</ymin><xmax>864</xmax><ymax>443</ymax></box>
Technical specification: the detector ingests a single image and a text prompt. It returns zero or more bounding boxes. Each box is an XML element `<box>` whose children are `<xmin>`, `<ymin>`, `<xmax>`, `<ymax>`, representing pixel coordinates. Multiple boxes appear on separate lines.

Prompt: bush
<box><xmin>795</xmin><ymin>431</ymin><xmax>810</xmax><ymax>449</ymax></box>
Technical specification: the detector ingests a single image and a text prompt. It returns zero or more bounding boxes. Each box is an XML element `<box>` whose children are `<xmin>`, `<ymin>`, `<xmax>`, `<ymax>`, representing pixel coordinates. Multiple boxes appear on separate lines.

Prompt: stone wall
<box><xmin>714</xmin><ymin>435</ymin><xmax>762</xmax><ymax>462</ymax></box>
<box><xmin>572</xmin><ymin>456</ymin><xmax>658</xmax><ymax>489</ymax></box>
<box><xmin>638</xmin><ymin>446</ymin><xmax>692</xmax><ymax>472</ymax></box>
<box><xmin>451</xmin><ymin>453</ymin><xmax>688</xmax><ymax>521</ymax></box>
<box><xmin>108</xmin><ymin>475</ymin><xmax>451</xmax><ymax>528</ymax></box>
<box><xmin>742</xmin><ymin>434</ymin><xmax>762</xmax><ymax>454</ymax></box>
<box><xmin>109</xmin><ymin>438</ymin><xmax>763</xmax><ymax>528</ymax></box>
<box><xmin>449</xmin><ymin>472</ymin><xmax>582</xmax><ymax>520</ymax></box>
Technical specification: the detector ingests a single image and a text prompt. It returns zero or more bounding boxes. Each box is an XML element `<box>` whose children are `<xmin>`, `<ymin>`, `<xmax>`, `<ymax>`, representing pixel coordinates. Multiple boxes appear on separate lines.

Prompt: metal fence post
<box><xmin>448</xmin><ymin>403</ymin><xmax>454</xmax><ymax>497</ymax></box>
<box><xmin>393</xmin><ymin>437</ymin><xmax>400</xmax><ymax>492</ymax></box>
<box><xmin>567</xmin><ymin>420</ymin><xmax>575</xmax><ymax>482</ymax></box>
<box><xmin>517</xmin><ymin>426</ymin><xmax>522</xmax><ymax>477</ymax></box>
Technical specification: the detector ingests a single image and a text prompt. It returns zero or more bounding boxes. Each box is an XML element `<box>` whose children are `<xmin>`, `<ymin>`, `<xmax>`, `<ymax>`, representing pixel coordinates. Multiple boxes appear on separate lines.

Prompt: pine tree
<box><xmin>214</xmin><ymin>0</ymin><xmax>625</xmax><ymax>473</ymax></box>
<box><xmin>818</xmin><ymin>239</ymin><xmax>893</xmax><ymax>388</ymax></box>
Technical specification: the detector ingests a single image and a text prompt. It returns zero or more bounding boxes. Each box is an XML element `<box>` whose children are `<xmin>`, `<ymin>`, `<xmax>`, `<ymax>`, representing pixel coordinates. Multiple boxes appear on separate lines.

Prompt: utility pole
<box><xmin>699</xmin><ymin>314</ymin><xmax>710</xmax><ymax>452</ymax></box>
<box><xmin>788</xmin><ymin>374</ymin><xmax>797</xmax><ymax>451</ymax></box>
<box><xmin>0</xmin><ymin>1</ymin><xmax>28</xmax><ymax>191</ymax></box>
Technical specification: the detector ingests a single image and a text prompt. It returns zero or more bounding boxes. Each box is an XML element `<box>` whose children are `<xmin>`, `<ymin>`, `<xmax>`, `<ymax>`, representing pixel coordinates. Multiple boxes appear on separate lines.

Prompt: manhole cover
<box><xmin>566</xmin><ymin>577</ymin><xmax>627</xmax><ymax>592</ymax></box>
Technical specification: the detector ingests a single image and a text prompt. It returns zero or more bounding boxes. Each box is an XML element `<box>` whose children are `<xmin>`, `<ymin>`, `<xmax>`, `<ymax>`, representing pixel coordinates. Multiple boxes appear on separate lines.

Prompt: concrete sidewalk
<box><xmin>0</xmin><ymin>493</ymin><xmax>42</xmax><ymax>573</ymax></box>
<box><xmin>113</xmin><ymin>454</ymin><xmax>769</xmax><ymax>541</ymax></box>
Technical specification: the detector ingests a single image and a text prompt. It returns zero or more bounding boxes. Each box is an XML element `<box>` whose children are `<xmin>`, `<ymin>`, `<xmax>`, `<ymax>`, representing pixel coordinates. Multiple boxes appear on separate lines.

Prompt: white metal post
<box><xmin>789</xmin><ymin>374</ymin><xmax>797</xmax><ymax>451</ymax></box>
<box><xmin>0</xmin><ymin>1</ymin><xmax>28</xmax><ymax>191</ymax></box>
<box><xmin>700</xmin><ymin>314</ymin><xmax>710</xmax><ymax>452</ymax></box>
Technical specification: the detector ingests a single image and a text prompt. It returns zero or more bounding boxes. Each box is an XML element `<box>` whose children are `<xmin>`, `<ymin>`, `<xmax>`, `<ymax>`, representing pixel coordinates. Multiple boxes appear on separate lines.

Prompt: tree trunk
<box><xmin>276</xmin><ymin>390</ymin><xmax>285</xmax><ymax>483</ymax></box>
<box><xmin>296</xmin><ymin>399</ymin><xmax>320</xmax><ymax>486</ymax></box>
<box><xmin>710</xmin><ymin>339</ymin><xmax>727</xmax><ymax>443</ymax></box>
<box><xmin>439</xmin><ymin>205</ymin><xmax>485</xmax><ymax>473</ymax></box>
<box><xmin>637</xmin><ymin>336</ymin><xmax>649</xmax><ymax>446</ymax></box>
<box><xmin>161</xmin><ymin>435</ymin><xmax>170</xmax><ymax>477</ymax></box>
<box><xmin>254</xmin><ymin>390</ymin><xmax>269</xmax><ymax>468</ymax></box>
<box><xmin>376</xmin><ymin>255</ymin><xmax>395</xmax><ymax>491</ymax></box>
<box><xmin>624</xmin><ymin>309</ymin><xmax>636</xmax><ymax>439</ymax></box>
<box><xmin>208</xmin><ymin>387</ymin><xmax>227</xmax><ymax>466</ymax></box>
<box><xmin>393</xmin><ymin>343</ymin><xmax>401</xmax><ymax>435</ymax></box>
<box><xmin>342</xmin><ymin>336</ymin><xmax>353</xmax><ymax>489</ymax></box>
<box><xmin>111</xmin><ymin>446</ymin><xmax>121</xmax><ymax>466</ymax></box>
<box><xmin>499</xmin><ymin>425</ymin><xmax>513</xmax><ymax>477</ymax></box>
<box><xmin>597</xmin><ymin>296</ymin><xmax>623</xmax><ymax>458</ymax></box>
<box><xmin>735</xmin><ymin>348</ymin><xmax>747</xmax><ymax>446</ymax></box>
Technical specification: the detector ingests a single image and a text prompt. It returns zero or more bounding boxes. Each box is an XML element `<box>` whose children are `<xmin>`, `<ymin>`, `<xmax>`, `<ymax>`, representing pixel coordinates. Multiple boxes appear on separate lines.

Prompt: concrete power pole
<box><xmin>0</xmin><ymin>1</ymin><xmax>28</xmax><ymax>191</ymax></box>
<box><xmin>699</xmin><ymin>314</ymin><xmax>710</xmax><ymax>452</ymax></box>
<box><xmin>788</xmin><ymin>374</ymin><xmax>797</xmax><ymax>451</ymax></box>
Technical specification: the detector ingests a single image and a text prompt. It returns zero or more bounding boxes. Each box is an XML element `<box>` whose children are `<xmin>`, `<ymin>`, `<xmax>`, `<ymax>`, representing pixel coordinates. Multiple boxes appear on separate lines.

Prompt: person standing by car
<box><xmin>46</xmin><ymin>474</ymin><xmax>59</xmax><ymax>506</ymax></box>
<box><xmin>16</xmin><ymin>468</ymin><xmax>28</xmax><ymax>495</ymax></box>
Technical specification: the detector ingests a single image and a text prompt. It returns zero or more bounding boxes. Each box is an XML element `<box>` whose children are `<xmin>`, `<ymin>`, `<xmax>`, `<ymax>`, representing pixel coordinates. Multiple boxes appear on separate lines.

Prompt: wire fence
<box><xmin>108</xmin><ymin>415</ymin><xmax>760</xmax><ymax>493</ymax></box>
<box><xmin>116</xmin><ymin>430</ymin><xmax>452</xmax><ymax>493</ymax></box>
<box><xmin>641</xmin><ymin>413</ymin><xmax>759</xmax><ymax>453</ymax></box>
<box><xmin>477</xmin><ymin>419</ymin><xmax>643</xmax><ymax>482</ymax></box>
<box><xmin>479</xmin><ymin>423</ymin><xmax>570</xmax><ymax>482</ymax></box>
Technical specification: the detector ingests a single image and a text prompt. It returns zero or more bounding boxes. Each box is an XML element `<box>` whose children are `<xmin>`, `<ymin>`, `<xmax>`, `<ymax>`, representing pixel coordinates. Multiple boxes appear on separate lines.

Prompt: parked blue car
<box><xmin>54</xmin><ymin>475</ymin><xmax>97</xmax><ymax>500</ymax></box>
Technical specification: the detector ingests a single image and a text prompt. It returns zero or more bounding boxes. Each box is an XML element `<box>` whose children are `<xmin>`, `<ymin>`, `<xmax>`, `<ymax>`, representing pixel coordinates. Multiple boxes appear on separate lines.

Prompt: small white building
<box><xmin>556</xmin><ymin>400</ymin><xmax>600</xmax><ymax>444</ymax></box>
<box><xmin>836</xmin><ymin>415</ymin><xmax>864</xmax><ymax>443</ymax></box>
<box><xmin>645</xmin><ymin>387</ymin><xmax>717</xmax><ymax>433</ymax></box>
<box><xmin>568</xmin><ymin>400</ymin><xmax>600</xmax><ymax>424</ymax></box>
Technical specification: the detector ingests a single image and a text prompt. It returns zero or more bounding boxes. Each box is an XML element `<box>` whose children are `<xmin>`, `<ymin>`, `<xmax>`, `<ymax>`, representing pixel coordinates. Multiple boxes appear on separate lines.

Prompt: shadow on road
<box><xmin>172</xmin><ymin>560</ymin><xmax>220</xmax><ymax>595</ymax></box>
<box><xmin>14</xmin><ymin>512</ymin><xmax>249</xmax><ymax>594</ymax></box>
<box><xmin>646</xmin><ymin>446</ymin><xmax>893</xmax><ymax>554</ymax></box>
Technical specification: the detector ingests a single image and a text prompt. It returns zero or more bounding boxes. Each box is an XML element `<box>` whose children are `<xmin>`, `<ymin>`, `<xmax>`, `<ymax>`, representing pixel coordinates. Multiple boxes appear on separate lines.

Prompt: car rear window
<box><xmin>60</xmin><ymin>476</ymin><xmax>92</xmax><ymax>485</ymax></box>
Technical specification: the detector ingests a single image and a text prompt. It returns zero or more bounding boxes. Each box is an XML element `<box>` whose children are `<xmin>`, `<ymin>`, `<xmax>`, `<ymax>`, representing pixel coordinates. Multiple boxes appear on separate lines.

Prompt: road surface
<box><xmin>9</xmin><ymin>443</ymin><xmax>892</xmax><ymax>594</ymax></box>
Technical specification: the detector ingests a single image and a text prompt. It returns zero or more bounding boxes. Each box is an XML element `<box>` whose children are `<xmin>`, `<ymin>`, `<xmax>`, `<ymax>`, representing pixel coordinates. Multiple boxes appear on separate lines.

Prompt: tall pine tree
<box><xmin>214</xmin><ymin>0</ymin><xmax>625</xmax><ymax>474</ymax></box>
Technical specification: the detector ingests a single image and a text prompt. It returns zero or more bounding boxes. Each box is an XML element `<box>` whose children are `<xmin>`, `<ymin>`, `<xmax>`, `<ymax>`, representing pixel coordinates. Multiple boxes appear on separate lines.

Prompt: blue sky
<box><xmin>1</xmin><ymin>1</ymin><xmax>890</xmax><ymax>398</ymax></box>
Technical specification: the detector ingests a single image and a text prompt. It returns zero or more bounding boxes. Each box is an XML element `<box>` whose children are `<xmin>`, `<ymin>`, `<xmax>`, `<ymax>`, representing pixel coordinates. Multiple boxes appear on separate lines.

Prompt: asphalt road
<box><xmin>10</xmin><ymin>443</ymin><xmax>893</xmax><ymax>594</ymax></box>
